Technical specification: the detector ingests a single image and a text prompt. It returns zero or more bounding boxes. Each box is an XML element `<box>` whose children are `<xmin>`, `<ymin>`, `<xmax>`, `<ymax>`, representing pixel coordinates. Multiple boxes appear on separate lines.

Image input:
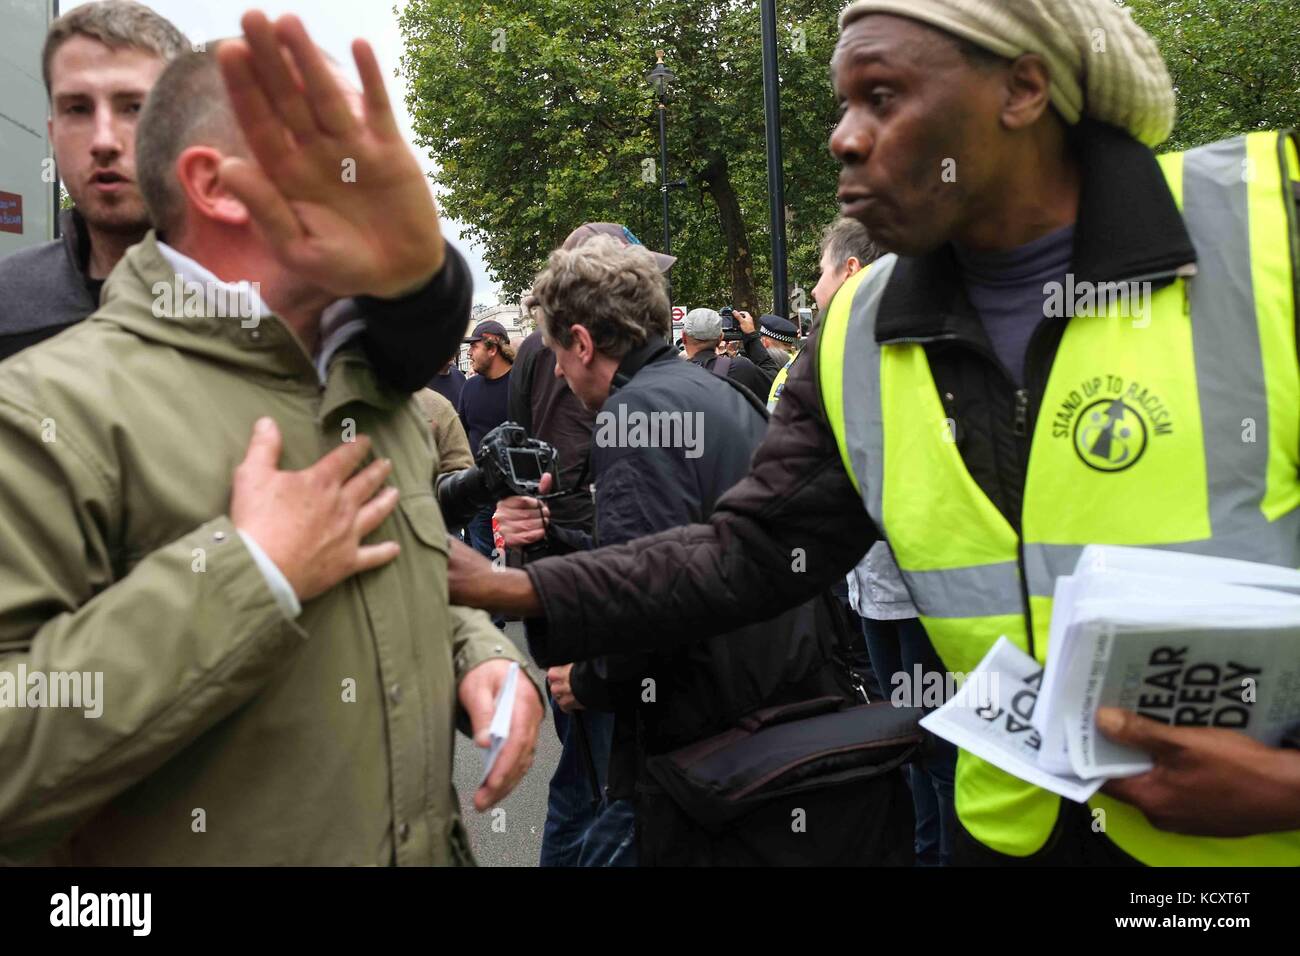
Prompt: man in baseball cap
<box><xmin>561</xmin><ymin>222</ymin><xmax>676</xmax><ymax>272</ymax></box>
<box><xmin>456</xmin><ymin>317</ymin><xmax>516</xmax><ymax>592</ymax></box>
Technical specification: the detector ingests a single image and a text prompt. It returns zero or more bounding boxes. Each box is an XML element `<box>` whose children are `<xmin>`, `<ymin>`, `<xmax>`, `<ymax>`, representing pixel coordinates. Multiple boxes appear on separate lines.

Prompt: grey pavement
<box><xmin>453</xmin><ymin>620</ymin><xmax>560</xmax><ymax>866</ymax></box>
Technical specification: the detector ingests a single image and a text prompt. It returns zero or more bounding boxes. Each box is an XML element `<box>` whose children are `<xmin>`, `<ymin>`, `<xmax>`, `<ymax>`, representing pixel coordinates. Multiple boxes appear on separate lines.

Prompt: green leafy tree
<box><xmin>399</xmin><ymin>0</ymin><xmax>842</xmax><ymax>312</ymax></box>
<box><xmin>400</xmin><ymin>0</ymin><xmax>1297</xmax><ymax>308</ymax></box>
<box><xmin>1125</xmin><ymin>0</ymin><xmax>1298</xmax><ymax>151</ymax></box>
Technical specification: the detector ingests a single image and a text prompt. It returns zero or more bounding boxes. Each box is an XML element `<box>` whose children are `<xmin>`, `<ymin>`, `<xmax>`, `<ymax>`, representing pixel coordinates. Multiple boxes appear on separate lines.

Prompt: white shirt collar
<box><xmin>155</xmin><ymin>241</ymin><xmax>367</xmax><ymax>384</ymax></box>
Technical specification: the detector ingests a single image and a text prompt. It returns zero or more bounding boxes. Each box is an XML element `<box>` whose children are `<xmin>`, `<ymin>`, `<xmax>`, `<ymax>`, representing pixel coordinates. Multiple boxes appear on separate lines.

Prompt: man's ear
<box><xmin>844</xmin><ymin>256</ymin><xmax>862</xmax><ymax>278</ymax></box>
<box><xmin>175</xmin><ymin>145</ymin><xmax>250</xmax><ymax>227</ymax></box>
<box><xmin>1000</xmin><ymin>53</ymin><xmax>1053</xmax><ymax>131</ymax></box>
<box><xmin>569</xmin><ymin>324</ymin><xmax>596</xmax><ymax>365</ymax></box>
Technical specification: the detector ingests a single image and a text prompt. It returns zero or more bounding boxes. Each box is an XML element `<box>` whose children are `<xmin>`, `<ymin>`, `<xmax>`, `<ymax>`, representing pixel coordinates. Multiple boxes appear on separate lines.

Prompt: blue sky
<box><xmin>66</xmin><ymin>0</ymin><xmax>504</xmax><ymax>306</ymax></box>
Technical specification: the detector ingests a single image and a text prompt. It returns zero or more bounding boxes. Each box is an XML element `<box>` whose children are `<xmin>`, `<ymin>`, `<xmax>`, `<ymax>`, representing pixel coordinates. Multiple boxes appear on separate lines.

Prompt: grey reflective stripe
<box><xmin>1181</xmin><ymin>135</ymin><xmax>1300</xmax><ymax>568</ymax></box>
<box><xmin>839</xmin><ymin>254</ymin><xmax>1023</xmax><ymax>618</ymax></box>
<box><xmin>1024</xmin><ymin>532</ymin><xmax>1300</xmax><ymax>598</ymax></box>
<box><xmin>1022</xmin><ymin>543</ymin><xmax>1083</xmax><ymax>597</ymax></box>
<box><xmin>839</xmin><ymin>254</ymin><xmax>898</xmax><ymax>527</ymax></box>
<box><xmin>899</xmin><ymin>562</ymin><xmax>1024</xmax><ymax>618</ymax></box>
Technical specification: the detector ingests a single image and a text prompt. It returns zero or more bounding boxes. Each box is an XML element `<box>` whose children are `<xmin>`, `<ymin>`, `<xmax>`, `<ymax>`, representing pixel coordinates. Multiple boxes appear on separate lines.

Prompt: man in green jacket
<box><xmin>0</xmin><ymin>14</ymin><xmax>542</xmax><ymax>865</ymax></box>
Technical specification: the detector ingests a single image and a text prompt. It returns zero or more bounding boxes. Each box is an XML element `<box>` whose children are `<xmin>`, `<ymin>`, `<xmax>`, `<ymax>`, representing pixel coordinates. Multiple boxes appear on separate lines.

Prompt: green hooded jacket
<box><xmin>0</xmin><ymin>233</ymin><xmax>535</xmax><ymax>865</ymax></box>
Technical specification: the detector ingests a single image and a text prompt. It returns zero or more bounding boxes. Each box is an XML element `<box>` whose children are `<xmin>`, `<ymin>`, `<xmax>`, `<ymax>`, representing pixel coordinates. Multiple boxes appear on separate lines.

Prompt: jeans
<box><xmin>539</xmin><ymin>702</ymin><xmax>637</xmax><ymax>867</ymax></box>
<box><xmin>466</xmin><ymin>506</ymin><xmax>495</xmax><ymax>558</ymax></box>
<box><xmin>861</xmin><ymin>615</ymin><xmax>957</xmax><ymax>866</ymax></box>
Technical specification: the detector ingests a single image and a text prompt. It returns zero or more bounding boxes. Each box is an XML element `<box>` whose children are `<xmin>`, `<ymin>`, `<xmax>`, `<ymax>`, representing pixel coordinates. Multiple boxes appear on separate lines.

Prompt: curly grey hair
<box><xmin>526</xmin><ymin>236</ymin><xmax>670</xmax><ymax>359</ymax></box>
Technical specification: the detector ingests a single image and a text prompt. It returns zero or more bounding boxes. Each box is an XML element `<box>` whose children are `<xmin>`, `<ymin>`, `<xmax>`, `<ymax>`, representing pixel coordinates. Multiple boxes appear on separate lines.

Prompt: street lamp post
<box><xmin>647</xmin><ymin>50</ymin><xmax>686</xmax><ymax>332</ymax></box>
<box><xmin>759</xmin><ymin>0</ymin><xmax>789</xmax><ymax>317</ymax></box>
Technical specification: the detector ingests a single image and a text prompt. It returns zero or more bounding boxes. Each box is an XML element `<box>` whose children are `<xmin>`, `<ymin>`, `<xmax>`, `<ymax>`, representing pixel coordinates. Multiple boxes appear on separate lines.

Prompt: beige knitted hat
<box><xmin>839</xmin><ymin>0</ymin><xmax>1176</xmax><ymax>147</ymax></box>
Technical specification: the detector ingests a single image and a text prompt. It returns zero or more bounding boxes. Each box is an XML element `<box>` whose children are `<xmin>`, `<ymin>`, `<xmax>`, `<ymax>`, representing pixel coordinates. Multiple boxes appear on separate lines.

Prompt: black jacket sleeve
<box><xmin>569</xmin><ymin>657</ymin><xmax>622</xmax><ymax>711</ymax></box>
<box><xmin>523</xmin><ymin>324</ymin><xmax>879</xmax><ymax>667</ymax></box>
<box><xmin>729</xmin><ymin>356</ymin><xmax>773</xmax><ymax>402</ymax></box>
<box><xmin>509</xmin><ymin>332</ymin><xmax>541</xmax><ymax>433</ymax></box>
<box><xmin>546</xmin><ymin>524</ymin><xmax>592</xmax><ymax>554</ymax></box>
<box><xmin>742</xmin><ymin>330</ymin><xmax>781</xmax><ymax>375</ymax></box>
<box><xmin>355</xmin><ymin>244</ymin><xmax>473</xmax><ymax>393</ymax></box>
<box><xmin>560</xmin><ymin>445</ymin><xmax>681</xmax><ymax>708</ymax></box>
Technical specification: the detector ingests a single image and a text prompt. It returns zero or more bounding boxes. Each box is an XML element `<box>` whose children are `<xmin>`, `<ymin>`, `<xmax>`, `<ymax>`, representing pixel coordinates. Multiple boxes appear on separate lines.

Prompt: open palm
<box><xmin>216</xmin><ymin>12</ymin><xmax>444</xmax><ymax>299</ymax></box>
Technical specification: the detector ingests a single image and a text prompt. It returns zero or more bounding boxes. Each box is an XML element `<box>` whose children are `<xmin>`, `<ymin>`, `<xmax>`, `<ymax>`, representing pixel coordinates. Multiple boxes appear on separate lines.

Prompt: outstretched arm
<box><xmin>448</xmin><ymin>325</ymin><xmax>878</xmax><ymax>665</ymax></box>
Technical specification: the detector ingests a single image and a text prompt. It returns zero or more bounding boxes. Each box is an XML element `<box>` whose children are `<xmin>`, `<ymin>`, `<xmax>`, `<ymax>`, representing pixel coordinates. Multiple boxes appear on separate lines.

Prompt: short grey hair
<box><xmin>819</xmin><ymin>217</ymin><xmax>877</xmax><ymax>271</ymax></box>
<box><xmin>526</xmin><ymin>237</ymin><xmax>670</xmax><ymax>359</ymax></box>
<box><xmin>43</xmin><ymin>0</ymin><xmax>189</xmax><ymax>97</ymax></box>
<box><xmin>136</xmin><ymin>45</ymin><xmax>245</xmax><ymax>239</ymax></box>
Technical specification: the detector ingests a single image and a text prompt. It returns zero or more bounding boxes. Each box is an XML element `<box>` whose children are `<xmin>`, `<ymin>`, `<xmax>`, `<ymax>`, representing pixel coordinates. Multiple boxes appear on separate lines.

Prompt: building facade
<box><xmin>1</xmin><ymin>0</ymin><xmax>58</xmax><ymax>258</ymax></box>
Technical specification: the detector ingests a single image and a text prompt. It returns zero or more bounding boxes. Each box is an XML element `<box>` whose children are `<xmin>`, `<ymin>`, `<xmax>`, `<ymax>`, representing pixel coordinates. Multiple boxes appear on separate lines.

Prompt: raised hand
<box><xmin>216</xmin><ymin>11</ymin><xmax>445</xmax><ymax>299</ymax></box>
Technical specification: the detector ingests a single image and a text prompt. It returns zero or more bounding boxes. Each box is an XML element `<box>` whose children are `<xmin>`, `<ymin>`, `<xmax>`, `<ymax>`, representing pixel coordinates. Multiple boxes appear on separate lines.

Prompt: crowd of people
<box><xmin>0</xmin><ymin>0</ymin><xmax>1297</xmax><ymax>870</ymax></box>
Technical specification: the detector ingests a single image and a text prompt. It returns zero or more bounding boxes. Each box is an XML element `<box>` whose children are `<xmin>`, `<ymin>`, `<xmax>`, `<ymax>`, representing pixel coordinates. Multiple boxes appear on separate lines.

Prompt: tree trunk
<box><xmin>700</xmin><ymin>154</ymin><xmax>758</xmax><ymax>313</ymax></box>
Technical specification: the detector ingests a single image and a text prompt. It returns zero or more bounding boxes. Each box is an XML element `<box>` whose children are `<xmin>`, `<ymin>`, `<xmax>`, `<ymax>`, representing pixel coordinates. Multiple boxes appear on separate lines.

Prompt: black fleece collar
<box><xmin>611</xmin><ymin>339</ymin><xmax>677</xmax><ymax>390</ymax></box>
<box><xmin>875</xmin><ymin>120</ymin><xmax>1198</xmax><ymax>343</ymax></box>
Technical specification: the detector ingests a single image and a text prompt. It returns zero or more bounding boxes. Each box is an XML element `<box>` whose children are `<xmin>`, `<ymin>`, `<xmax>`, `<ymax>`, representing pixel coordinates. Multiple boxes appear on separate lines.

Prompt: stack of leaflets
<box><xmin>921</xmin><ymin>546</ymin><xmax>1300</xmax><ymax>801</ymax></box>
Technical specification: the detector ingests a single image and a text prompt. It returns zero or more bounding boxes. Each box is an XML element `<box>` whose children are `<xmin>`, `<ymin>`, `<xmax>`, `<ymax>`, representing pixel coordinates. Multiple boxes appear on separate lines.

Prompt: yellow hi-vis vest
<box><xmin>767</xmin><ymin>349</ymin><xmax>798</xmax><ymax>411</ymax></box>
<box><xmin>819</xmin><ymin>130</ymin><xmax>1300</xmax><ymax>866</ymax></box>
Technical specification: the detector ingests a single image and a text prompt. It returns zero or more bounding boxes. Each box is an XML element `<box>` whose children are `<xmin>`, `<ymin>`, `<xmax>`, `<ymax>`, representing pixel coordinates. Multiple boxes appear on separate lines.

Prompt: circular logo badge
<box><xmin>1073</xmin><ymin>398</ymin><xmax>1148</xmax><ymax>472</ymax></box>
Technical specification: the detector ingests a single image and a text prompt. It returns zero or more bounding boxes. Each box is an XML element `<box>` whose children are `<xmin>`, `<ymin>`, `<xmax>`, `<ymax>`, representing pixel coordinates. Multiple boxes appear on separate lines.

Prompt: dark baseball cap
<box><xmin>561</xmin><ymin>222</ymin><xmax>677</xmax><ymax>272</ymax></box>
<box><xmin>464</xmin><ymin>319</ymin><xmax>510</xmax><ymax>343</ymax></box>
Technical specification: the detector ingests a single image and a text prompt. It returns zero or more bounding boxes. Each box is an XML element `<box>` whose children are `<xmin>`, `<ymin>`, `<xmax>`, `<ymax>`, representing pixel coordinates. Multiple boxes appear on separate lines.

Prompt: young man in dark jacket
<box><xmin>0</xmin><ymin>1</ymin><xmax>466</xmax><ymax>390</ymax></box>
<box><xmin>491</xmin><ymin>236</ymin><xmax>889</xmax><ymax>864</ymax></box>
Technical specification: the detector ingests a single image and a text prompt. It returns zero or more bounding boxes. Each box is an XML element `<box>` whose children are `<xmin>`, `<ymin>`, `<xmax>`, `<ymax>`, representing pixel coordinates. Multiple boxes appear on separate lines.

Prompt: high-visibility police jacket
<box><xmin>820</xmin><ymin>129</ymin><xmax>1300</xmax><ymax>866</ymax></box>
<box><xmin>767</xmin><ymin>348</ymin><xmax>799</xmax><ymax>411</ymax></box>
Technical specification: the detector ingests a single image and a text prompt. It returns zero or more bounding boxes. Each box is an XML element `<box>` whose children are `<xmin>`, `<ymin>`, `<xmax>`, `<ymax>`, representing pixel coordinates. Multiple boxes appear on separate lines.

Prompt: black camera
<box><xmin>436</xmin><ymin>422</ymin><xmax>560</xmax><ymax>530</ymax></box>
<box><xmin>718</xmin><ymin>306</ymin><xmax>745</xmax><ymax>342</ymax></box>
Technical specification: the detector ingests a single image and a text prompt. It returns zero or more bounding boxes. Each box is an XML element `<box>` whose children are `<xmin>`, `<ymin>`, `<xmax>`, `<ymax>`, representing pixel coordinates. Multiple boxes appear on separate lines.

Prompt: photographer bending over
<box><xmin>487</xmin><ymin>238</ymin><xmax>882</xmax><ymax>865</ymax></box>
